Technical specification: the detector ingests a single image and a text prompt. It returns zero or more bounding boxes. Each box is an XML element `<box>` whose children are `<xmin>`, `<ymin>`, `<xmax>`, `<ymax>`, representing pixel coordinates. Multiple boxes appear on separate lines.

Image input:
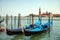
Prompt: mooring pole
<box><xmin>14</xmin><ymin>16</ymin><xmax>16</xmax><ymax>28</ymax></box>
<box><xmin>32</xmin><ymin>14</ymin><xmax>34</xmax><ymax>25</ymax></box>
<box><xmin>0</xmin><ymin>16</ymin><xmax>1</xmax><ymax>27</ymax></box>
<box><xmin>6</xmin><ymin>14</ymin><xmax>8</xmax><ymax>28</ymax></box>
<box><xmin>51</xmin><ymin>13</ymin><xmax>53</xmax><ymax>27</ymax></box>
<box><xmin>18</xmin><ymin>14</ymin><xmax>21</xmax><ymax>28</ymax></box>
<box><xmin>27</xmin><ymin>16</ymin><xmax>28</xmax><ymax>25</ymax></box>
<box><xmin>11</xmin><ymin>15</ymin><xmax>13</xmax><ymax>29</ymax></box>
<box><xmin>49</xmin><ymin>12</ymin><xmax>51</xmax><ymax>37</ymax></box>
<box><xmin>29</xmin><ymin>15</ymin><xmax>31</xmax><ymax>25</ymax></box>
<box><xmin>39</xmin><ymin>8</ymin><xmax>42</xmax><ymax>25</ymax></box>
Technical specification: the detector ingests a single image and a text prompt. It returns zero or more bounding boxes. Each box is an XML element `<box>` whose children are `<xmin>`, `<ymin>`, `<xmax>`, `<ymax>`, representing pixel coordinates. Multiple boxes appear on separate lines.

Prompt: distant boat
<box><xmin>6</xmin><ymin>19</ymin><xmax>41</xmax><ymax>35</ymax></box>
<box><xmin>24</xmin><ymin>20</ymin><xmax>52</xmax><ymax>36</ymax></box>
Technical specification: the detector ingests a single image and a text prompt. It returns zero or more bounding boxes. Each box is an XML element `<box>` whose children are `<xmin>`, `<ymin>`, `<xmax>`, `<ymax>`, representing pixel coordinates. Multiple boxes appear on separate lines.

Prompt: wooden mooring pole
<box><xmin>6</xmin><ymin>14</ymin><xmax>8</xmax><ymax>28</ymax></box>
<box><xmin>39</xmin><ymin>8</ymin><xmax>42</xmax><ymax>25</ymax></box>
<box><xmin>14</xmin><ymin>16</ymin><xmax>16</xmax><ymax>28</ymax></box>
<box><xmin>48</xmin><ymin>12</ymin><xmax>51</xmax><ymax>37</ymax></box>
<box><xmin>11</xmin><ymin>15</ymin><xmax>13</xmax><ymax>29</ymax></box>
<box><xmin>27</xmin><ymin>16</ymin><xmax>28</xmax><ymax>25</ymax></box>
<box><xmin>0</xmin><ymin>16</ymin><xmax>1</xmax><ymax>27</ymax></box>
<box><xmin>51</xmin><ymin>13</ymin><xmax>53</xmax><ymax>27</ymax></box>
<box><xmin>32</xmin><ymin>14</ymin><xmax>34</xmax><ymax>25</ymax></box>
<box><xmin>48</xmin><ymin>12</ymin><xmax>53</xmax><ymax>40</ymax></box>
<box><xmin>29</xmin><ymin>15</ymin><xmax>31</xmax><ymax>25</ymax></box>
<box><xmin>18</xmin><ymin>14</ymin><xmax>21</xmax><ymax>28</ymax></box>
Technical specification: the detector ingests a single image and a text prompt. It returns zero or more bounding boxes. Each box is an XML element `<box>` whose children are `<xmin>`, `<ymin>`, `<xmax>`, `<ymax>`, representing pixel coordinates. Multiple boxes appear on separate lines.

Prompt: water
<box><xmin>0</xmin><ymin>17</ymin><xmax>60</xmax><ymax>40</ymax></box>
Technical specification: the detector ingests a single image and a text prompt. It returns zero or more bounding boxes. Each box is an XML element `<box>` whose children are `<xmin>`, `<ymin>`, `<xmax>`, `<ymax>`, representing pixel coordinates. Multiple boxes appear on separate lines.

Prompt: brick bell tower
<box><xmin>39</xmin><ymin>8</ymin><xmax>41</xmax><ymax>16</ymax></box>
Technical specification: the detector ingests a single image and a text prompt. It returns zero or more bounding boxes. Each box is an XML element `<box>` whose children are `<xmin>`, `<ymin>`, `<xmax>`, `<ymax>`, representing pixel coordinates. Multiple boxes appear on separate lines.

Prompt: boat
<box><xmin>6</xmin><ymin>19</ymin><xmax>41</xmax><ymax>35</ymax></box>
<box><xmin>6</xmin><ymin>27</ymin><xmax>23</xmax><ymax>35</ymax></box>
<box><xmin>24</xmin><ymin>20</ymin><xmax>52</xmax><ymax>36</ymax></box>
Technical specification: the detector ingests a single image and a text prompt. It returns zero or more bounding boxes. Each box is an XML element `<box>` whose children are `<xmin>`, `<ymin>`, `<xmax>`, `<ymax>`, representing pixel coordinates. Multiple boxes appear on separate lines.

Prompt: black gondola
<box><xmin>6</xmin><ymin>28</ymin><xmax>23</xmax><ymax>35</ymax></box>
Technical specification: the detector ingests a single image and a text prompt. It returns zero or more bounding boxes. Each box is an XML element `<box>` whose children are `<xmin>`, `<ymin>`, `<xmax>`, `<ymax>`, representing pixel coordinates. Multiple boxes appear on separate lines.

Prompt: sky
<box><xmin>0</xmin><ymin>0</ymin><xmax>60</xmax><ymax>16</ymax></box>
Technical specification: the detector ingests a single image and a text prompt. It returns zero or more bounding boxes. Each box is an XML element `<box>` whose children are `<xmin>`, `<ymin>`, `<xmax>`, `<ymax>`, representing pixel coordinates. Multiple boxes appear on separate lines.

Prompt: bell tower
<box><xmin>39</xmin><ymin>8</ymin><xmax>41</xmax><ymax>15</ymax></box>
<box><xmin>39</xmin><ymin>8</ymin><xmax>42</xmax><ymax>25</ymax></box>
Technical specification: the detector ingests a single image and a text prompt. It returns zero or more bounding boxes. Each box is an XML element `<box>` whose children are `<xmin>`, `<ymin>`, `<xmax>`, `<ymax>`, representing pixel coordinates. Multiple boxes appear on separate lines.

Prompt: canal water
<box><xmin>0</xmin><ymin>17</ymin><xmax>60</xmax><ymax>40</ymax></box>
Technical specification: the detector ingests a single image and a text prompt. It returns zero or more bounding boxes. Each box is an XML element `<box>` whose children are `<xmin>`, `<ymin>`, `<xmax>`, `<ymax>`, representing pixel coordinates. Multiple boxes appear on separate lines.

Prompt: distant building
<box><xmin>25</xmin><ymin>8</ymin><xmax>60</xmax><ymax>17</ymax></box>
<box><xmin>53</xmin><ymin>14</ymin><xmax>60</xmax><ymax>17</ymax></box>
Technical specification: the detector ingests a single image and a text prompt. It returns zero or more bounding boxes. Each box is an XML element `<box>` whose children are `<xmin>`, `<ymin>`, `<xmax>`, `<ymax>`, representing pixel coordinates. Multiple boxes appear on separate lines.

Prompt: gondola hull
<box><xmin>24</xmin><ymin>27</ymin><xmax>50</xmax><ymax>36</ymax></box>
<box><xmin>6</xmin><ymin>28</ymin><xmax>23</xmax><ymax>35</ymax></box>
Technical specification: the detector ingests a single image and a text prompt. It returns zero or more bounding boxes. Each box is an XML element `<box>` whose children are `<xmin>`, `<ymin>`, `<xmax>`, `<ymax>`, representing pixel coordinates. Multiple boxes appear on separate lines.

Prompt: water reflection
<box><xmin>11</xmin><ymin>34</ymin><xmax>31</xmax><ymax>40</ymax></box>
<box><xmin>11</xmin><ymin>34</ymin><xmax>24</xmax><ymax>40</ymax></box>
<box><xmin>11</xmin><ymin>31</ymin><xmax>50</xmax><ymax>40</ymax></box>
<box><xmin>30</xmin><ymin>31</ymin><xmax>49</xmax><ymax>40</ymax></box>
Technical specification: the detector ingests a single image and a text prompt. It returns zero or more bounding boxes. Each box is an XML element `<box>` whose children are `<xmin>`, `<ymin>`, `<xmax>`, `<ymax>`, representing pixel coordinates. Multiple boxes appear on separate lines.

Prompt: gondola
<box><xmin>24</xmin><ymin>20</ymin><xmax>52</xmax><ymax>36</ymax></box>
<box><xmin>6</xmin><ymin>28</ymin><xmax>23</xmax><ymax>35</ymax></box>
<box><xmin>6</xmin><ymin>19</ymin><xmax>41</xmax><ymax>35</ymax></box>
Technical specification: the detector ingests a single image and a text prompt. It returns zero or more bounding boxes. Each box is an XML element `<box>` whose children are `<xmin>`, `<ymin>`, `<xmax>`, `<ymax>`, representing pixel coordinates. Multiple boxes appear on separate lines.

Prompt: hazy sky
<box><xmin>0</xmin><ymin>0</ymin><xmax>60</xmax><ymax>16</ymax></box>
